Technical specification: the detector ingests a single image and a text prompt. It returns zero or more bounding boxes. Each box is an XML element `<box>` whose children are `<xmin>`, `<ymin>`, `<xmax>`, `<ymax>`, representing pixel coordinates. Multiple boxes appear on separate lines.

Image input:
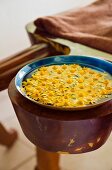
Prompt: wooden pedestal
<box><xmin>8</xmin><ymin>78</ymin><xmax>112</xmax><ymax>169</ymax></box>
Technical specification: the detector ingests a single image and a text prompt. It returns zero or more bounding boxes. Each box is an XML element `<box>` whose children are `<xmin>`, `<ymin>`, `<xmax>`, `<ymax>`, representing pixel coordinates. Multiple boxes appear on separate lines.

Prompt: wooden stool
<box><xmin>8</xmin><ymin>78</ymin><xmax>112</xmax><ymax>170</ymax></box>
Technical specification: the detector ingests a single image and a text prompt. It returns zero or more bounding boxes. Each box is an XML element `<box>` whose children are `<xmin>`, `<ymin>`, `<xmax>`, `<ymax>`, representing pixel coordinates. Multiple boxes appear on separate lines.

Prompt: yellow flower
<box><xmin>78</xmin><ymin>78</ymin><xmax>84</xmax><ymax>83</ymax></box>
<box><xmin>57</xmin><ymin>70</ymin><xmax>62</xmax><ymax>74</ymax></box>
<box><xmin>67</xmin><ymin>79</ymin><xmax>73</xmax><ymax>84</ymax></box>
<box><xmin>62</xmin><ymin>64</ymin><xmax>67</xmax><ymax>69</ymax></box>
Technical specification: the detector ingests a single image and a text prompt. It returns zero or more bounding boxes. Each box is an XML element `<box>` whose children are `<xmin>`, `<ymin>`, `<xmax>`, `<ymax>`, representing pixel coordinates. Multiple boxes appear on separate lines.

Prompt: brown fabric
<box><xmin>34</xmin><ymin>0</ymin><xmax>112</xmax><ymax>54</ymax></box>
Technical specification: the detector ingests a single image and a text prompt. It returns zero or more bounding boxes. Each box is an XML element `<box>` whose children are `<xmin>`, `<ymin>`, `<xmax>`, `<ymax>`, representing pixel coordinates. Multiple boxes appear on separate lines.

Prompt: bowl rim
<box><xmin>15</xmin><ymin>54</ymin><xmax>112</xmax><ymax>111</ymax></box>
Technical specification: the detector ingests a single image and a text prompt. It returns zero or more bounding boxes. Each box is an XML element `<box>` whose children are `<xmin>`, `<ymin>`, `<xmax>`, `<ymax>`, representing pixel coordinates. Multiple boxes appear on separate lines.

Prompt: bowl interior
<box><xmin>15</xmin><ymin>55</ymin><xmax>112</xmax><ymax>111</ymax></box>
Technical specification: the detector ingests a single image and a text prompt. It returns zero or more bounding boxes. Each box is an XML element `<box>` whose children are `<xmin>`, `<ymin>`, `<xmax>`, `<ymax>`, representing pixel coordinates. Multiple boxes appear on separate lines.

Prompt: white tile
<box><xmin>16</xmin><ymin>157</ymin><xmax>36</xmax><ymax>170</ymax></box>
<box><xmin>4</xmin><ymin>116</ymin><xmax>35</xmax><ymax>149</ymax></box>
<box><xmin>0</xmin><ymin>140</ymin><xmax>35</xmax><ymax>170</ymax></box>
<box><xmin>60</xmin><ymin>139</ymin><xmax>112</xmax><ymax>170</ymax></box>
<box><xmin>0</xmin><ymin>90</ymin><xmax>15</xmax><ymax>122</ymax></box>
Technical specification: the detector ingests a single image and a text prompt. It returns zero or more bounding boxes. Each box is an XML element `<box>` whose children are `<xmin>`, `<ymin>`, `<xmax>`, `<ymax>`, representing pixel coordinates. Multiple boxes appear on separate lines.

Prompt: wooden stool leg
<box><xmin>0</xmin><ymin>123</ymin><xmax>18</xmax><ymax>148</ymax></box>
<box><xmin>36</xmin><ymin>147</ymin><xmax>60</xmax><ymax>170</ymax></box>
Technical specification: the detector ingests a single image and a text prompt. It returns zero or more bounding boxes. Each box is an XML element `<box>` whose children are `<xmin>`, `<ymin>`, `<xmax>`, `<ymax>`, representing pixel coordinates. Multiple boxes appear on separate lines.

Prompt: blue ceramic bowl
<box><xmin>15</xmin><ymin>55</ymin><xmax>112</xmax><ymax>110</ymax></box>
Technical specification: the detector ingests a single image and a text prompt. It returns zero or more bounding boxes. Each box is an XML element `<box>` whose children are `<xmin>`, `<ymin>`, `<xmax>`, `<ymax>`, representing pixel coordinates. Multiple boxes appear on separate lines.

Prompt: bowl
<box><xmin>15</xmin><ymin>55</ymin><xmax>112</xmax><ymax>111</ymax></box>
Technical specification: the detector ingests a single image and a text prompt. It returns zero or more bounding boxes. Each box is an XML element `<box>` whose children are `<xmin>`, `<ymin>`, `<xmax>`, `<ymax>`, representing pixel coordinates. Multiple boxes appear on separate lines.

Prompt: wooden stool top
<box><xmin>8</xmin><ymin>78</ymin><xmax>112</xmax><ymax>154</ymax></box>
